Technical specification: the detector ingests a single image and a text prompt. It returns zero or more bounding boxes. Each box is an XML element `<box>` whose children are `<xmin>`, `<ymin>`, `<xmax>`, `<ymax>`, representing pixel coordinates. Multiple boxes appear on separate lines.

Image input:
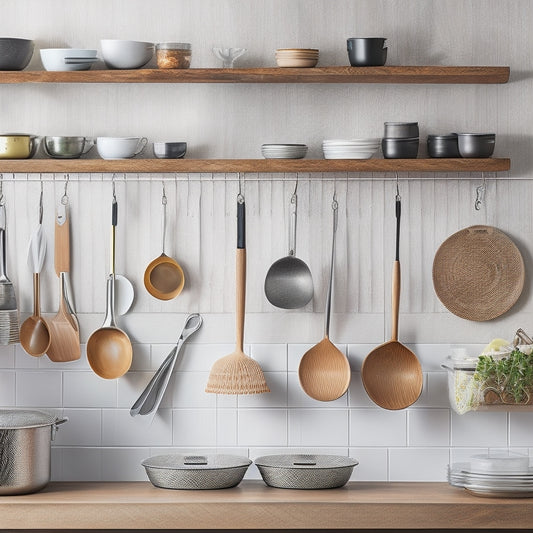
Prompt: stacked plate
<box><xmin>261</xmin><ymin>144</ymin><xmax>308</xmax><ymax>159</ymax></box>
<box><xmin>448</xmin><ymin>454</ymin><xmax>533</xmax><ymax>497</ymax></box>
<box><xmin>275</xmin><ymin>49</ymin><xmax>319</xmax><ymax>68</ymax></box>
<box><xmin>322</xmin><ymin>138</ymin><xmax>380</xmax><ymax>159</ymax></box>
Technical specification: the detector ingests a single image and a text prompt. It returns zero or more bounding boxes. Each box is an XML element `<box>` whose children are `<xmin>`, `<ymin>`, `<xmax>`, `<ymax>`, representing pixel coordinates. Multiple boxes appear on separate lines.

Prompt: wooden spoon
<box><xmin>298</xmin><ymin>196</ymin><xmax>351</xmax><ymax>402</ymax></box>
<box><xmin>361</xmin><ymin>195</ymin><xmax>423</xmax><ymax>410</ymax></box>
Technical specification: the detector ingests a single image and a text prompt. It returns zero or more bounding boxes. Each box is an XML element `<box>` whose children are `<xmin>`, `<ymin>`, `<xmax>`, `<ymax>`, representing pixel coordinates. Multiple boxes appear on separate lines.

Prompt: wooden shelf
<box><xmin>0</xmin><ymin>66</ymin><xmax>510</xmax><ymax>84</ymax></box>
<box><xmin>0</xmin><ymin>158</ymin><xmax>511</xmax><ymax>174</ymax></box>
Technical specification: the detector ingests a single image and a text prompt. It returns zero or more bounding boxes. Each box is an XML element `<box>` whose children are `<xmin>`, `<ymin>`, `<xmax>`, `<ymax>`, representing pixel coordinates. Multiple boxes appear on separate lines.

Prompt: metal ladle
<box><xmin>264</xmin><ymin>183</ymin><xmax>314</xmax><ymax>309</ymax></box>
<box><xmin>87</xmin><ymin>193</ymin><xmax>132</xmax><ymax>380</ymax></box>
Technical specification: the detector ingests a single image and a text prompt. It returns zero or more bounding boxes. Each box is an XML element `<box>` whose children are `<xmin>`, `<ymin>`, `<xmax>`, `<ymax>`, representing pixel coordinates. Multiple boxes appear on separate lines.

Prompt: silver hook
<box><xmin>395</xmin><ymin>172</ymin><xmax>401</xmax><ymax>201</ymax></box>
<box><xmin>292</xmin><ymin>173</ymin><xmax>298</xmax><ymax>197</ymax></box>
<box><xmin>61</xmin><ymin>174</ymin><xmax>69</xmax><ymax>205</ymax></box>
<box><xmin>112</xmin><ymin>174</ymin><xmax>116</xmax><ymax>203</ymax></box>
<box><xmin>237</xmin><ymin>172</ymin><xmax>244</xmax><ymax>203</ymax></box>
<box><xmin>475</xmin><ymin>172</ymin><xmax>486</xmax><ymax>211</ymax></box>
<box><xmin>39</xmin><ymin>175</ymin><xmax>44</xmax><ymax>225</ymax></box>
<box><xmin>162</xmin><ymin>180</ymin><xmax>167</xmax><ymax>205</ymax></box>
<box><xmin>0</xmin><ymin>174</ymin><xmax>4</xmax><ymax>206</ymax></box>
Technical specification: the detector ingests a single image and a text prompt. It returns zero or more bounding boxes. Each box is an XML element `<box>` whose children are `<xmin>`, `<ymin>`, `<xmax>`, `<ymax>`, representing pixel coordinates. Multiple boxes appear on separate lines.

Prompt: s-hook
<box><xmin>61</xmin><ymin>174</ymin><xmax>70</xmax><ymax>206</ymax></box>
<box><xmin>475</xmin><ymin>173</ymin><xmax>486</xmax><ymax>211</ymax></box>
<box><xmin>39</xmin><ymin>175</ymin><xmax>44</xmax><ymax>225</ymax></box>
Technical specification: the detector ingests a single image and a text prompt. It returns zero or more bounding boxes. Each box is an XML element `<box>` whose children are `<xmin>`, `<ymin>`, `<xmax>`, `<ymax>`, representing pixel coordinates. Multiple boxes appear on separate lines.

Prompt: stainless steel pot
<box><xmin>44</xmin><ymin>136</ymin><xmax>94</xmax><ymax>159</ymax></box>
<box><xmin>0</xmin><ymin>410</ymin><xmax>67</xmax><ymax>495</ymax></box>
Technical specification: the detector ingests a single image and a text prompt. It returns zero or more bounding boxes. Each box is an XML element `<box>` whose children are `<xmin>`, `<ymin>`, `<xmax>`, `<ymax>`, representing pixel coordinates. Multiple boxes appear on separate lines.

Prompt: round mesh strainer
<box><xmin>433</xmin><ymin>225</ymin><xmax>524</xmax><ymax>321</ymax></box>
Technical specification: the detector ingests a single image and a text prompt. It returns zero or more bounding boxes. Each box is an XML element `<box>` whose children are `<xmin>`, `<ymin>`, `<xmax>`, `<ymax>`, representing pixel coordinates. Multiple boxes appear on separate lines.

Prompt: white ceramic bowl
<box><xmin>96</xmin><ymin>137</ymin><xmax>148</xmax><ymax>159</ymax></box>
<box><xmin>40</xmin><ymin>48</ymin><xmax>97</xmax><ymax>71</ymax></box>
<box><xmin>101</xmin><ymin>40</ymin><xmax>154</xmax><ymax>69</ymax></box>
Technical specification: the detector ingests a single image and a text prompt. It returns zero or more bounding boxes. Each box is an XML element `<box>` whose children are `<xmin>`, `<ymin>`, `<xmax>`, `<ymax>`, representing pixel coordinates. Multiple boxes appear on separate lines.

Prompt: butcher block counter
<box><xmin>0</xmin><ymin>481</ymin><xmax>531</xmax><ymax>531</ymax></box>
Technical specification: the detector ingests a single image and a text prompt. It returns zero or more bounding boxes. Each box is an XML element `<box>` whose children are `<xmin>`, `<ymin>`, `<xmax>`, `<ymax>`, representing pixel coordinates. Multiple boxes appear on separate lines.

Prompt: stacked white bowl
<box><xmin>40</xmin><ymin>49</ymin><xmax>98</xmax><ymax>71</ymax></box>
<box><xmin>322</xmin><ymin>138</ymin><xmax>380</xmax><ymax>159</ymax></box>
<box><xmin>261</xmin><ymin>144</ymin><xmax>308</xmax><ymax>159</ymax></box>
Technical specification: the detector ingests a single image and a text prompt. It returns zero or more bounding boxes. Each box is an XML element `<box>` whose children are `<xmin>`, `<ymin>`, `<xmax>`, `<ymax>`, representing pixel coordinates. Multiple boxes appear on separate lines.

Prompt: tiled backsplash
<box><xmin>3</xmin><ymin>337</ymin><xmax>532</xmax><ymax>482</ymax></box>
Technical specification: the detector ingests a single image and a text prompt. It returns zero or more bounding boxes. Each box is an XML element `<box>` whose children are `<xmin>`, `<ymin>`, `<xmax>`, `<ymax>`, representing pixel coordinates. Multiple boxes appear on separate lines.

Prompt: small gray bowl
<box><xmin>382</xmin><ymin>137</ymin><xmax>419</xmax><ymax>159</ymax></box>
<box><xmin>457</xmin><ymin>133</ymin><xmax>495</xmax><ymax>158</ymax></box>
<box><xmin>153</xmin><ymin>141</ymin><xmax>187</xmax><ymax>159</ymax></box>
<box><xmin>384</xmin><ymin>122</ymin><xmax>419</xmax><ymax>139</ymax></box>
<box><xmin>427</xmin><ymin>134</ymin><xmax>460</xmax><ymax>158</ymax></box>
<box><xmin>0</xmin><ymin>38</ymin><xmax>34</xmax><ymax>70</ymax></box>
<box><xmin>347</xmin><ymin>38</ymin><xmax>387</xmax><ymax>66</ymax></box>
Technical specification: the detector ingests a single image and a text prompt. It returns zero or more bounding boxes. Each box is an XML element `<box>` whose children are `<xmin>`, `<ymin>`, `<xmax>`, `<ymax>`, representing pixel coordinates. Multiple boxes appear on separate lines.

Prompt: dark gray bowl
<box><xmin>427</xmin><ymin>134</ymin><xmax>460</xmax><ymax>158</ymax></box>
<box><xmin>153</xmin><ymin>142</ymin><xmax>187</xmax><ymax>159</ymax></box>
<box><xmin>384</xmin><ymin>122</ymin><xmax>419</xmax><ymax>139</ymax></box>
<box><xmin>347</xmin><ymin>38</ymin><xmax>387</xmax><ymax>67</ymax></box>
<box><xmin>457</xmin><ymin>133</ymin><xmax>495</xmax><ymax>158</ymax></box>
<box><xmin>382</xmin><ymin>137</ymin><xmax>419</xmax><ymax>159</ymax></box>
<box><xmin>0</xmin><ymin>38</ymin><xmax>34</xmax><ymax>70</ymax></box>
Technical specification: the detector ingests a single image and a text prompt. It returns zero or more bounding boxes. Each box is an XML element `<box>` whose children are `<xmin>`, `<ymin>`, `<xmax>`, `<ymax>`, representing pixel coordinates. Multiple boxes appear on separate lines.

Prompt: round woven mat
<box><xmin>432</xmin><ymin>225</ymin><xmax>524</xmax><ymax>321</ymax></box>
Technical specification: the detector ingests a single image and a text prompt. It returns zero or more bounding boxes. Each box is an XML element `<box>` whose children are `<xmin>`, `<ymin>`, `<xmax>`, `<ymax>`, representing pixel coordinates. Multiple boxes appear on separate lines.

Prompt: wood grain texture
<box><xmin>0</xmin><ymin>66</ymin><xmax>510</xmax><ymax>84</ymax></box>
<box><xmin>0</xmin><ymin>158</ymin><xmax>511</xmax><ymax>173</ymax></box>
<box><xmin>1</xmin><ymin>481</ymin><xmax>532</xmax><ymax>530</ymax></box>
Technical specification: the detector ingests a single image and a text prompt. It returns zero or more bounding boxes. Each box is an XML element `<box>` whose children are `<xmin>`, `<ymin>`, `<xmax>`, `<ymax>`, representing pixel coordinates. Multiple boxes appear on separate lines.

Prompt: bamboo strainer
<box><xmin>432</xmin><ymin>225</ymin><xmax>524</xmax><ymax>322</ymax></box>
<box><xmin>205</xmin><ymin>193</ymin><xmax>269</xmax><ymax>395</ymax></box>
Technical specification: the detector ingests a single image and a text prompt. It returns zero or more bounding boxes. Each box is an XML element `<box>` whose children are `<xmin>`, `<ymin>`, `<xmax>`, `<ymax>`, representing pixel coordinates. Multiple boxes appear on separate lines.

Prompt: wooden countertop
<box><xmin>0</xmin><ymin>481</ymin><xmax>531</xmax><ymax>530</ymax></box>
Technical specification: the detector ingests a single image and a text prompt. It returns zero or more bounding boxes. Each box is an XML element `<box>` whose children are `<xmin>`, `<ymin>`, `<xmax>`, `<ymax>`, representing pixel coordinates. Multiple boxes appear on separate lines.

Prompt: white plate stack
<box><xmin>448</xmin><ymin>454</ymin><xmax>533</xmax><ymax>498</ymax></box>
<box><xmin>322</xmin><ymin>138</ymin><xmax>380</xmax><ymax>159</ymax></box>
<box><xmin>261</xmin><ymin>144</ymin><xmax>308</xmax><ymax>159</ymax></box>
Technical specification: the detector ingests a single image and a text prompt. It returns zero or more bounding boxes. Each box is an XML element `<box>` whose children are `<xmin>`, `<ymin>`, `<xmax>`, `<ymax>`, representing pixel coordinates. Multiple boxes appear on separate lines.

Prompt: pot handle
<box><xmin>51</xmin><ymin>416</ymin><xmax>69</xmax><ymax>441</ymax></box>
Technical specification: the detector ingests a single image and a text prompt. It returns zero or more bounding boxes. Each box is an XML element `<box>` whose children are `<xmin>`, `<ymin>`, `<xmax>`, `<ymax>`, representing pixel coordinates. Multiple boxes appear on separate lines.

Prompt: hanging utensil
<box><xmin>206</xmin><ymin>186</ymin><xmax>269</xmax><ymax>395</ymax></box>
<box><xmin>144</xmin><ymin>183</ymin><xmax>185</xmax><ymax>300</ymax></box>
<box><xmin>20</xmin><ymin>183</ymin><xmax>51</xmax><ymax>357</ymax></box>
<box><xmin>298</xmin><ymin>192</ymin><xmax>351</xmax><ymax>401</ymax></box>
<box><xmin>264</xmin><ymin>181</ymin><xmax>314</xmax><ymax>309</ymax></box>
<box><xmin>87</xmin><ymin>192</ymin><xmax>132</xmax><ymax>379</ymax></box>
<box><xmin>46</xmin><ymin>190</ymin><xmax>80</xmax><ymax>362</ymax></box>
<box><xmin>361</xmin><ymin>187</ymin><xmax>423</xmax><ymax>410</ymax></box>
<box><xmin>130</xmin><ymin>313</ymin><xmax>203</xmax><ymax>417</ymax></box>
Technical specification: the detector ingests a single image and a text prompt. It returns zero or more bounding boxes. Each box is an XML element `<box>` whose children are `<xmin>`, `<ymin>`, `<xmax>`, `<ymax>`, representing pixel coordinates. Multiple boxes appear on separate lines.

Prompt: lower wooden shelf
<box><xmin>0</xmin><ymin>157</ymin><xmax>511</xmax><ymax>174</ymax></box>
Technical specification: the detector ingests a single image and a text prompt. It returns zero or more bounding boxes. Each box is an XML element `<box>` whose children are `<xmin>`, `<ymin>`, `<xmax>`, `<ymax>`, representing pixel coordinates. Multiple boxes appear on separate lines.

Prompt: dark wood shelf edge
<box><xmin>0</xmin><ymin>66</ymin><xmax>510</xmax><ymax>84</ymax></box>
<box><xmin>0</xmin><ymin>158</ymin><xmax>511</xmax><ymax>174</ymax></box>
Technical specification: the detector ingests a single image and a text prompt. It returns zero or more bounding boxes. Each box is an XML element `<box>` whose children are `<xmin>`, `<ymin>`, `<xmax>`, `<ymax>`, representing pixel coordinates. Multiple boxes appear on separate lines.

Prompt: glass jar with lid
<box><xmin>156</xmin><ymin>43</ymin><xmax>191</xmax><ymax>69</ymax></box>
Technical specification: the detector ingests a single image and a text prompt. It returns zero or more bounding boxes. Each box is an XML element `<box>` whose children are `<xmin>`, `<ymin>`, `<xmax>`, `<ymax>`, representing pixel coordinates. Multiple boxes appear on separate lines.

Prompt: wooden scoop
<box><xmin>46</xmin><ymin>201</ymin><xmax>80</xmax><ymax>362</ymax></box>
<box><xmin>361</xmin><ymin>195</ymin><xmax>423</xmax><ymax>410</ymax></box>
<box><xmin>298</xmin><ymin>196</ymin><xmax>351</xmax><ymax>402</ymax></box>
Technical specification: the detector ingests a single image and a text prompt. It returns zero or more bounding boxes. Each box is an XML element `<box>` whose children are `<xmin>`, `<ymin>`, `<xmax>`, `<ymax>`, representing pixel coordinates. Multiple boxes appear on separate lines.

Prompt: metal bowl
<box><xmin>0</xmin><ymin>134</ymin><xmax>40</xmax><ymax>159</ymax></box>
<box><xmin>457</xmin><ymin>133</ymin><xmax>496</xmax><ymax>158</ymax></box>
<box><xmin>153</xmin><ymin>141</ymin><xmax>187</xmax><ymax>159</ymax></box>
<box><xmin>382</xmin><ymin>137</ymin><xmax>419</xmax><ymax>159</ymax></box>
<box><xmin>44</xmin><ymin>136</ymin><xmax>94</xmax><ymax>159</ymax></box>
<box><xmin>0</xmin><ymin>38</ymin><xmax>34</xmax><ymax>70</ymax></box>
<box><xmin>427</xmin><ymin>134</ymin><xmax>460</xmax><ymax>158</ymax></box>
<box><xmin>384</xmin><ymin>122</ymin><xmax>419</xmax><ymax>139</ymax></box>
<box><xmin>142</xmin><ymin>454</ymin><xmax>252</xmax><ymax>490</ymax></box>
<box><xmin>347</xmin><ymin>38</ymin><xmax>387</xmax><ymax>66</ymax></box>
<box><xmin>254</xmin><ymin>454</ymin><xmax>358</xmax><ymax>489</ymax></box>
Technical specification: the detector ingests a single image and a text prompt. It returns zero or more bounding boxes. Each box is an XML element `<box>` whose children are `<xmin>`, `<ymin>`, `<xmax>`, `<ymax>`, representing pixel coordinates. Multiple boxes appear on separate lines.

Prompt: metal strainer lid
<box><xmin>0</xmin><ymin>409</ymin><xmax>61</xmax><ymax>429</ymax></box>
<box><xmin>254</xmin><ymin>454</ymin><xmax>358</xmax><ymax>469</ymax></box>
<box><xmin>142</xmin><ymin>454</ymin><xmax>252</xmax><ymax>471</ymax></box>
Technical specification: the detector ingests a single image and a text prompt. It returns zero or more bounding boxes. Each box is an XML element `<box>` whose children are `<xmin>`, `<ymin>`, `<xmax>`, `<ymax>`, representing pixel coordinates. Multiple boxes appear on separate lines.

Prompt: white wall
<box><xmin>0</xmin><ymin>0</ymin><xmax>532</xmax><ymax>482</ymax></box>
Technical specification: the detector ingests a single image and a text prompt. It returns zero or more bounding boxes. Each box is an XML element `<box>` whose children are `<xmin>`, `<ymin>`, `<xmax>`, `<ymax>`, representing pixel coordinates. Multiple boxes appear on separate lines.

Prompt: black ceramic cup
<box><xmin>347</xmin><ymin>38</ymin><xmax>387</xmax><ymax>67</ymax></box>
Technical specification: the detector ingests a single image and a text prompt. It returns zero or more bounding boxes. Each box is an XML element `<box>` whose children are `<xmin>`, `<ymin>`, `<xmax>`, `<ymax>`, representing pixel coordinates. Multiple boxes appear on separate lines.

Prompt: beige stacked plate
<box><xmin>275</xmin><ymin>48</ymin><xmax>319</xmax><ymax>68</ymax></box>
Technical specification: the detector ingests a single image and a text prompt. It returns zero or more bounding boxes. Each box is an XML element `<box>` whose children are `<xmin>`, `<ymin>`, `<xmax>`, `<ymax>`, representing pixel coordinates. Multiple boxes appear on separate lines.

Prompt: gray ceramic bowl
<box><xmin>382</xmin><ymin>137</ymin><xmax>419</xmax><ymax>159</ymax></box>
<box><xmin>44</xmin><ymin>136</ymin><xmax>94</xmax><ymax>159</ymax></box>
<box><xmin>427</xmin><ymin>134</ymin><xmax>460</xmax><ymax>158</ymax></box>
<box><xmin>153</xmin><ymin>142</ymin><xmax>187</xmax><ymax>159</ymax></box>
<box><xmin>384</xmin><ymin>122</ymin><xmax>419</xmax><ymax>139</ymax></box>
<box><xmin>457</xmin><ymin>133</ymin><xmax>495</xmax><ymax>158</ymax></box>
<box><xmin>347</xmin><ymin>38</ymin><xmax>387</xmax><ymax>66</ymax></box>
<box><xmin>0</xmin><ymin>38</ymin><xmax>34</xmax><ymax>70</ymax></box>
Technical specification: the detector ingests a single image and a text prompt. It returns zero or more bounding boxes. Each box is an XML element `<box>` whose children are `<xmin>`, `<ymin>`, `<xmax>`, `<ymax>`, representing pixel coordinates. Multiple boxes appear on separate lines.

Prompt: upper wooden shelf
<box><xmin>0</xmin><ymin>158</ymin><xmax>510</xmax><ymax>174</ymax></box>
<box><xmin>0</xmin><ymin>66</ymin><xmax>510</xmax><ymax>84</ymax></box>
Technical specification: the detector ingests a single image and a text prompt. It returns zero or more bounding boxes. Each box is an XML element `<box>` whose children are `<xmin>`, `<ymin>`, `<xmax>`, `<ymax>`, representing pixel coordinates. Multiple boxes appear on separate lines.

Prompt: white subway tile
<box><xmin>118</xmin><ymin>371</ymin><xmax>172</xmax><ymax>409</ymax></box>
<box><xmin>170</xmin><ymin>372</ymin><xmax>215</xmax><ymax>408</ymax></box>
<box><xmin>350</xmin><ymin>409</ymin><xmax>407</xmax><ymax>447</ymax></box>
<box><xmin>288</xmin><ymin>372</ymin><xmax>348</xmax><ymax>407</ymax></box>
<box><xmin>288</xmin><ymin>409</ymin><xmax>348</xmax><ymax>447</ymax></box>
<box><xmin>408</xmin><ymin>409</ymin><xmax>450</xmax><ymax>446</ymax></box>
<box><xmin>170</xmin><ymin>343</ymin><xmax>236</xmax><ymax>372</ymax></box>
<box><xmin>288</xmin><ymin>344</ymin><xmax>314</xmax><ymax>372</ymax></box>
<box><xmin>510</xmin><ymin>413</ymin><xmax>533</xmax><ymax>447</ymax></box>
<box><xmin>239</xmin><ymin>372</ymin><xmax>287</xmax><ymax>408</ymax></box>
<box><xmin>389</xmin><ymin>448</ymin><xmax>449</xmax><ymax>481</ymax></box>
<box><xmin>172</xmin><ymin>409</ymin><xmax>216</xmax><ymax>446</ymax></box>
<box><xmin>349</xmin><ymin>447</ymin><xmax>388</xmax><ymax>481</ymax></box>
<box><xmin>0</xmin><ymin>345</ymin><xmax>14</xmax><ymax>368</ymax></box>
<box><xmin>54</xmin><ymin>409</ymin><xmax>102</xmax><ymax>446</ymax></box>
<box><xmin>250</xmin><ymin>344</ymin><xmax>287</xmax><ymax>372</ymax></box>
<box><xmin>38</xmin><ymin>345</ymin><xmax>90</xmax><ymax>370</ymax></box>
<box><xmin>63</xmin><ymin>371</ymin><xmax>117</xmax><ymax>408</ymax></box>
<box><xmin>61</xmin><ymin>447</ymin><xmax>102</xmax><ymax>482</ymax></box>
<box><xmin>16</xmin><ymin>371</ymin><xmax>62</xmax><ymax>407</ymax></box>
<box><xmin>50</xmin><ymin>447</ymin><xmax>62</xmax><ymax>482</ymax></box>
<box><xmin>347</xmin><ymin>372</ymin><xmax>374</xmax><ymax>407</ymax></box>
<box><xmin>101</xmin><ymin>447</ymin><xmax>148</xmax><ymax>481</ymax></box>
<box><xmin>407</xmin><ymin>344</ymin><xmax>452</xmax><ymax>372</ymax></box>
<box><xmin>423</xmin><ymin>372</ymin><xmax>449</xmax><ymax>408</ymax></box>
<box><xmin>0</xmin><ymin>371</ymin><xmax>15</xmax><ymax>406</ymax></box>
<box><xmin>238</xmin><ymin>409</ymin><xmax>287</xmax><ymax>446</ymax></box>
<box><xmin>130</xmin><ymin>344</ymin><xmax>151</xmax><ymax>371</ymax></box>
<box><xmin>14</xmin><ymin>344</ymin><xmax>39</xmax><ymax>369</ymax></box>
<box><xmin>216</xmin><ymin>393</ymin><xmax>238</xmax><ymax>408</ymax></box>
<box><xmin>450</xmin><ymin>447</ymin><xmax>488</xmax><ymax>464</ymax></box>
<box><xmin>451</xmin><ymin>411</ymin><xmax>508</xmax><ymax>447</ymax></box>
<box><xmin>151</xmin><ymin>344</ymin><xmax>176</xmax><ymax>369</ymax></box>
<box><xmin>346</xmin><ymin>344</ymin><xmax>381</xmax><ymax>372</ymax></box>
<box><xmin>103</xmin><ymin>408</ymin><xmax>173</xmax><ymax>446</ymax></box>
<box><xmin>217</xmin><ymin>409</ymin><xmax>238</xmax><ymax>446</ymax></box>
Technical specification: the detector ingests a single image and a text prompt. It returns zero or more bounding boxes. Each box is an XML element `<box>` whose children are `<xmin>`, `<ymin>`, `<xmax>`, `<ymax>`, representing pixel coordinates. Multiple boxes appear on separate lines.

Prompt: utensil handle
<box><xmin>325</xmin><ymin>200</ymin><xmax>338</xmax><ymax>338</ymax></box>
<box><xmin>391</xmin><ymin>260</ymin><xmax>400</xmax><ymax>342</ymax></box>
<box><xmin>110</xmin><ymin>200</ymin><xmax>117</xmax><ymax>276</ymax></box>
<box><xmin>55</xmin><ymin>203</ymin><xmax>70</xmax><ymax>275</ymax></box>
<box><xmin>33</xmin><ymin>272</ymin><xmax>40</xmax><ymax>317</ymax></box>
<box><xmin>237</xmin><ymin>198</ymin><xmax>245</xmax><ymax>249</ymax></box>
<box><xmin>395</xmin><ymin>197</ymin><xmax>401</xmax><ymax>262</ymax></box>
<box><xmin>288</xmin><ymin>193</ymin><xmax>297</xmax><ymax>256</ymax></box>
<box><xmin>236</xmin><ymin>248</ymin><xmax>246</xmax><ymax>352</ymax></box>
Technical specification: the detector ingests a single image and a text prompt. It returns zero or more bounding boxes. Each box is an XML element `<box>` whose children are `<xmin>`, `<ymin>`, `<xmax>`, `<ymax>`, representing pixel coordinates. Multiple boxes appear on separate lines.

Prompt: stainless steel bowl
<box><xmin>44</xmin><ymin>136</ymin><xmax>94</xmax><ymax>159</ymax></box>
<box><xmin>142</xmin><ymin>454</ymin><xmax>251</xmax><ymax>490</ymax></box>
<box><xmin>0</xmin><ymin>38</ymin><xmax>34</xmax><ymax>70</ymax></box>
<box><xmin>153</xmin><ymin>141</ymin><xmax>187</xmax><ymax>159</ymax></box>
<box><xmin>457</xmin><ymin>133</ymin><xmax>496</xmax><ymax>158</ymax></box>
<box><xmin>382</xmin><ymin>137</ymin><xmax>419</xmax><ymax>158</ymax></box>
<box><xmin>255</xmin><ymin>454</ymin><xmax>358</xmax><ymax>489</ymax></box>
<box><xmin>384</xmin><ymin>122</ymin><xmax>419</xmax><ymax>139</ymax></box>
<box><xmin>427</xmin><ymin>134</ymin><xmax>460</xmax><ymax>158</ymax></box>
